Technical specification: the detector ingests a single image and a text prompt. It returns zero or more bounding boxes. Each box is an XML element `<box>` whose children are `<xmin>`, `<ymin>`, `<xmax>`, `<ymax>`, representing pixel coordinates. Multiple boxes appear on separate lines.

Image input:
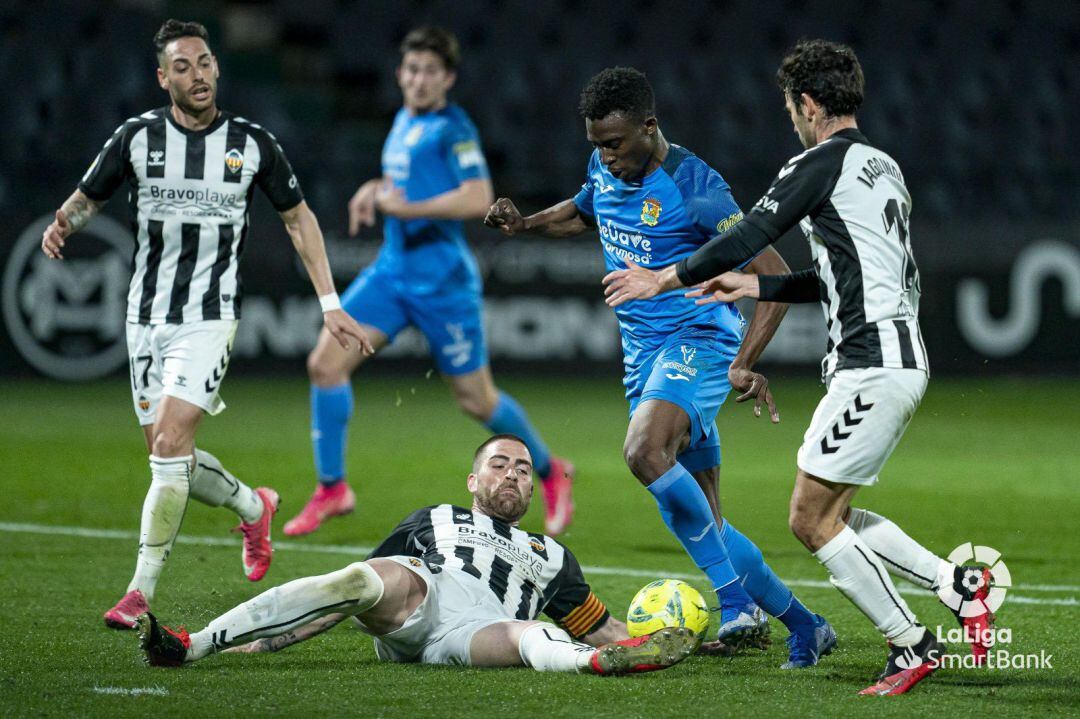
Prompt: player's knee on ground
<box><xmin>622</xmin><ymin>433</ymin><xmax>677</xmax><ymax>484</ymax></box>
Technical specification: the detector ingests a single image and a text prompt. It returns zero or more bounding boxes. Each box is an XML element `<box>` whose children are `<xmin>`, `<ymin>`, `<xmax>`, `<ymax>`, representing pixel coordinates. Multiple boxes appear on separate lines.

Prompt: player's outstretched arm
<box><xmin>280</xmin><ymin>201</ymin><xmax>373</xmax><ymax>354</ymax></box>
<box><xmin>725</xmin><ymin>246</ymin><xmax>791</xmax><ymax>424</ymax></box>
<box><xmin>41</xmin><ymin>190</ymin><xmax>105</xmax><ymax>260</ymax></box>
<box><xmin>376</xmin><ymin>178</ymin><xmax>494</xmax><ymax>222</ymax></box>
<box><xmin>484</xmin><ymin>197</ymin><xmax>592</xmax><ymax>238</ymax></box>
<box><xmin>223</xmin><ymin>613</ymin><xmax>348</xmax><ymax>654</ymax></box>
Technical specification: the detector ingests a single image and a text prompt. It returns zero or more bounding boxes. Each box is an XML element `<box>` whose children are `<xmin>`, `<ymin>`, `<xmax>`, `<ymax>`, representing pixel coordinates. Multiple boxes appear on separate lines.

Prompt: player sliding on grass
<box><xmin>40</xmin><ymin>19</ymin><xmax>371</xmax><ymax>630</ymax></box>
<box><xmin>602</xmin><ymin>40</ymin><xmax>995</xmax><ymax>695</ymax></box>
<box><xmin>289</xmin><ymin>26</ymin><xmax>574</xmax><ymax>538</ymax></box>
<box><xmin>138</xmin><ymin>435</ymin><xmax>698</xmax><ymax>676</ymax></box>
<box><xmin>484</xmin><ymin>68</ymin><xmax>835</xmax><ymax>668</ymax></box>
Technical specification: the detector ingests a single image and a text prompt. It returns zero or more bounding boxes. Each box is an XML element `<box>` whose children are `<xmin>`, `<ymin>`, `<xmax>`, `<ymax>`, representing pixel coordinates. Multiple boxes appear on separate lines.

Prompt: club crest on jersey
<box><xmin>681</xmin><ymin>345</ymin><xmax>697</xmax><ymax>365</ymax></box>
<box><xmin>640</xmin><ymin>197</ymin><xmax>662</xmax><ymax>226</ymax></box>
<box><xmin>224</xmin><ymin>148</ymin><xmax>244</xmax><ymax>174</ymax></box>
<box><xmin>408</xmin><ymin>558</ymin><xmax>422</xmax><ymax>567</ymax></box>
<box><xmin>138</xmin><ymin>396</ymin><xmax>150</xmax><ymax>411</ymax></box>
<box><xmin>529</xmin><ymin>538</ymin><xmax>545</xmax><ymax>553</ymax></box>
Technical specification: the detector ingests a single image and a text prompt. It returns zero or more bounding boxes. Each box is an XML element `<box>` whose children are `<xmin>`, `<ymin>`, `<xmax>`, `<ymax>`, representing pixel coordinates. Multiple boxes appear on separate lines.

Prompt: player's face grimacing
<box><xmin>397</xmin><ymin>50</ymin><xmax>456</xmax><ymax>113</ymax></box>
<box><xmin>785</xmin><ymin>94</ymin><xmax>816</xmax><ymax>149</ymax></box>
<box><xmin>157</xmin><ymin>37</ymin><xmax>219</xmax><ymax>117</ymax></box>
<box><xmin>468</xmin><ymin>440</ymin><xmax>534</xmax><ymax>524</ymax></box>
<box><xmin>586</xmin><ymin>112</ymin><xmax>658</xmax><ymax>182</ymax></box>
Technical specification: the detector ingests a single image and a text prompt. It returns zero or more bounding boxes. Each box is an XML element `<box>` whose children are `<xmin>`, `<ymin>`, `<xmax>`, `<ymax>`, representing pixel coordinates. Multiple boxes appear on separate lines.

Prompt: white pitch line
<box><xmin>91</xmin><ymin>686</ymin><xmax>168</xmax><ymax>696</ymax></box>
<box><xmin>1</xmin><ymin>521</ymin><xmax>1076</xmax><ymax>607</ymax></box>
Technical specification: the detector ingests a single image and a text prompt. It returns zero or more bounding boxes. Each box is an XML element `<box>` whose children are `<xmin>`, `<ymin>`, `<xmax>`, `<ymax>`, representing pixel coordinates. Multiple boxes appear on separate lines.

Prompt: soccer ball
<box><xmin>626</xmin><ymin>579</ymin><xmax>711</xmax><ymax>638</ymax></box>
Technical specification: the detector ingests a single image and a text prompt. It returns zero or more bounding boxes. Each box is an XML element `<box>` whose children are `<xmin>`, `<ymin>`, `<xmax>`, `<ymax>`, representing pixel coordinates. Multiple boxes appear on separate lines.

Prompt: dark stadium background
<box><xmin>2</xmin><ymin>0</ymin><xmax>1077</xmax><ymax>380</ymax></box>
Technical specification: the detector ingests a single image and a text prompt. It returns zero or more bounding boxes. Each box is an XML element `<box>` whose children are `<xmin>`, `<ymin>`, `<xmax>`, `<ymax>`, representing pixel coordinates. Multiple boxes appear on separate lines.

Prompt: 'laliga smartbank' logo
<box><xmin>3</xmin><ymin>213</ymin><xmax>132</xmax><ymax>380</ymax></box>
<box><xmin>936</xmin><ymin>542</ymin><xmax>1011</xmax><ymax>617</ymax></box>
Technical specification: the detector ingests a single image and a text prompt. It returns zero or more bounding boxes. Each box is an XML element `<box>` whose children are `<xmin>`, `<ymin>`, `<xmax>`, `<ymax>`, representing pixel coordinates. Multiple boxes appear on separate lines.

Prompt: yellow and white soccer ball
<box><xmin>626</xmin><ymin>579</ymin><xmax>711</xmax><ymax>638</ymax></box>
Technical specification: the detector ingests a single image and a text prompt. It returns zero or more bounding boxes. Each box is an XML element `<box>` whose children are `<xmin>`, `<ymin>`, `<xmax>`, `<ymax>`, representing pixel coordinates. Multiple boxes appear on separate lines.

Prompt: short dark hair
<box><xmin>578</xmin><ymin>67</ymin><xmax>656</xmax><ymax>122</ymax></box>
<box><xmin>472</xmin><ymin>434</ymin><xmax>529</xmax><ymax>472</ymax></box>
<box><xmin>776</xmin><ymin>39</ymin><xmax>864</xmax><ymax>118</ymax></box>
<box><xmin>400</xmin><ymin>26</ymin><xmax>460</xmax><ymax>71</ymax></box>
<box><xmin>153</xmin><ymin>19</ymin><xmax>210</xmax><ymax>59</ymax></box>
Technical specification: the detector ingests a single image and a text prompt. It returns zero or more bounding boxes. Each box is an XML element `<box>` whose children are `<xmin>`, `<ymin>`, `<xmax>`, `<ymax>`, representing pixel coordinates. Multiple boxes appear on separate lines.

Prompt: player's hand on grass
<box><xmin>696</xmin><ymin>639</ymin><xmax>738</xmax><ymax>657</ymax></box>
<box><xmin>729</xmin><ymin>366</ymin><xmax>779</xmax><ymax>423</ymax></box>
<box><xmin>41</xmin><ymin>209</ymin><xmax>72</xmax><ymax>259</ymax></box>
<box><xmin>484</xmin><ymin>198</ymin><xmax>525</xmax><ymax>235</ymax></box>
<box><xmin>602</xmin><ymin>259</ymin><xmax>662</xmax><ymax>307</ymax></box>
<box><xmin>324</xmin><ymin>309</ymin><xmax>374</xmax><ymax>354</ymax></box>
<box><xmin>347</xmin><ymin>179</ymin><xmax>381</xmax><ymax>235</ymax></box>
<box><xmin>685</xmin><ymin>272</ymin><xmax>757</xmax><ymax>305</ymax></box>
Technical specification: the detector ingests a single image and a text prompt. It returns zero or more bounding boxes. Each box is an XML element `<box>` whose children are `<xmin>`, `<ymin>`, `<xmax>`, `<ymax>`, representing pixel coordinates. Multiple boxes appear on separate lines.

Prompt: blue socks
<box><xmin>310</xmin><ymin>383</ymin><xmax>353</xmax><ymax>487</ymax></box>
<box><xmin>484</xmin><ymin>392</ymin><xmax>552</xmax><ymax>478</ymax></box>
<box><xmin>646</xmin><ymin>464</ymin><xmax>753</xmax><ymax>618</ymax></box>
<box><xmin>720</xmin><ymin>520</ymin><xmax>817</xmax><ymax>631</ymax></box>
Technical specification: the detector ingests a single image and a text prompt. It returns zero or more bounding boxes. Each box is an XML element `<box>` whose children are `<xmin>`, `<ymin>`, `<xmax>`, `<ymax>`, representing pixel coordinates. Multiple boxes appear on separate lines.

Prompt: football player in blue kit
<box><xmin>288</xmin><ymin>27</ymin><xmax>574</xmax><ymax>538</ymax></box>
<box><xmin>486</xmin><ymin>68</ymin><xmax>835</xmax><ymax>666</ymax></box>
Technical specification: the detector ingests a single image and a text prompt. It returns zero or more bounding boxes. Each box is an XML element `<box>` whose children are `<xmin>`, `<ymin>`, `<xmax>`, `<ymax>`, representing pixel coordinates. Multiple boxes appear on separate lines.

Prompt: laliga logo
<box><xmin>2</xmin><ymin>213</ymin><xmax>132</xmax><ymax>380</ymax></box>
<box><xmin>936</xmin><ymin>542</ymin><xmax>1011</xmax><ymax>618</ymax></box>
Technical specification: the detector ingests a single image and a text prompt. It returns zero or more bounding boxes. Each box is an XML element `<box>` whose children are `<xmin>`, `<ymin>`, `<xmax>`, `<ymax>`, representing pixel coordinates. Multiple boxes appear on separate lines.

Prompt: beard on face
<box><xmin>477</xmin><ymin>483</ymin><xmax>529</xmax><ymax>523</ymax></box>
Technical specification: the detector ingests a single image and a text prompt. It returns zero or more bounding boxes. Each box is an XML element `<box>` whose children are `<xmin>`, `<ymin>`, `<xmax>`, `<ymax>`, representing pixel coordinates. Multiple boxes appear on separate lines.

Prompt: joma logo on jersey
<box><xmin>640</xmin><ymin>197</ymin><xmax>662</xmax><ymax>226</ymax></box>
<box><xmin>224</xmin><ymin>148</ymin><xmax>244</xmax><ymax>174</ymax></box>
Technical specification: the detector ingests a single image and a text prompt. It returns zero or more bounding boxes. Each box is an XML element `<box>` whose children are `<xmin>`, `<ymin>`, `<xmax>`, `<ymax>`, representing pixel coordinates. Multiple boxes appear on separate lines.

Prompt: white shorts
<box><xmin>125</xmin><ymin>320</ymin><xmax>238</xmax><ymax>426</ymax></box>
<box><xmin>797</xmin><ymin>367</ymin><xmax>927</xmax><ymax>486</ymax></box>
<box><xmin>368</xmin><ymin>556</ymin><xmax>512</xmax><ymax>666</ymax></box>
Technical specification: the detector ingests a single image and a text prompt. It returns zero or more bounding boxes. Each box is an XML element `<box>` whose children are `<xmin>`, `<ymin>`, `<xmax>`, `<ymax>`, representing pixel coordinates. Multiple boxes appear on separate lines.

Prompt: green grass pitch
<box><xmin>1</xmin><ymin>374</ymin><xmax>1077</xmax><ymax>717</ymax></box>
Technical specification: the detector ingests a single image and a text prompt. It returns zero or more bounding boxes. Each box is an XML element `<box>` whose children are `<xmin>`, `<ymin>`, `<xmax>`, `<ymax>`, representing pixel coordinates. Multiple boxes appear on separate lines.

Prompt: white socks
<box><xmin>846</xmin><ymin>507</ymin><xmax>952</xmax><ymax>591</ymax></box>
<box><xmin>128</xmin><ymin>455</ymin><xmax>191</xmax><ymax>601</ymax></box>
<box><xmin>189</xmin><ymin>448</ymin><xmax>263</xmax><ymax>524</ymax></box>
<box><xmin>814</xmin><ymin>526</ymin><xmax>925</xmax><ymax>647</ymax></box>
<box><xmin>518</xmin><ymin>623</ymin><xmax>595</xmax><ymax>673</ymax></box>
<box><xmin>187</xmin><ymin>561</ymin><xmax>385</xmax><ymax>661</ymax></box>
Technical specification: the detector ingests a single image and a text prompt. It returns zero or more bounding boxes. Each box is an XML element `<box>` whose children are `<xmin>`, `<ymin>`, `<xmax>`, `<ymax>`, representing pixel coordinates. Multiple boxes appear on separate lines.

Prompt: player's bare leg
<box><xmin>448</xmin><ymin>366</ymin><xmax>575</xmax><ymax>535</ymax></box>
<box><xmin>790</xmin><ymin>470</ymin><xmax>943</xmax><ymax>693</ymax></box>
<box><xmin>286</xmin><ymin>324</ymin><xmax>388</xmax><ymax>536</ymax></box>
<box><xmin>623</xmin><ymin>400</ymin><xmax>765</xmax><ymax>647</ymax></box>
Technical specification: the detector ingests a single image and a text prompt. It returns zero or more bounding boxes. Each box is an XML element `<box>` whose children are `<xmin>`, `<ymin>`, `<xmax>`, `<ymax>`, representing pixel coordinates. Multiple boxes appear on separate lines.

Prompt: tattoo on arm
<box><xmin>61</xmin><ymin>191</ymin><xmax>104</xmax><ymax>234</ymax></box>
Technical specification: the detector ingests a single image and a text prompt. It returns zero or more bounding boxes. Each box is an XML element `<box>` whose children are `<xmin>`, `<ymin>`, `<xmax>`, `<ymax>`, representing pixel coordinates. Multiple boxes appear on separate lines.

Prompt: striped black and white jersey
<box><xmin>369</xmin><ymin>504</ymin><xmax>610</xmax><ymax>639</ymax></box>
<box><xmin>78</xmin><ymin>107</ymin><xmax>304</xmax><ymax>325</ymax></box>
<box><xmin>744</xmin><ymin>128</ymin><xmax>928</xmax><ymax>379</ymax></box>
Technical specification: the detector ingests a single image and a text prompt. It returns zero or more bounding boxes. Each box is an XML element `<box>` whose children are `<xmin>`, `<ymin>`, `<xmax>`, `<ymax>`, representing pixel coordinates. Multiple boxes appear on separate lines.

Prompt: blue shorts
<box><xmin>341</xmin><ymin>265</ymin><xmax>487</xmax><ymax>376</ymax></box>
<box><xmin>626</xmin><ymin>327</ymin><xmax>739</xmax><ymax>473</ymax></box>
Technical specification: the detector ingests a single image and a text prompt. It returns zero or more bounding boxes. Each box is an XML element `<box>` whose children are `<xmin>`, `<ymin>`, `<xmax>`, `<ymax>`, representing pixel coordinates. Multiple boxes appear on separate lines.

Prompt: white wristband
<box><xmin>319</xmin><ymin>293</ymin><xmax>342</xmax><ymax>313</ymax></box>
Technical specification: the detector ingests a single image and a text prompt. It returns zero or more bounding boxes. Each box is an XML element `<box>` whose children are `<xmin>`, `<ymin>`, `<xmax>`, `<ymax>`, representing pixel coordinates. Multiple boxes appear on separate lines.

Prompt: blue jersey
<box><xmin>573</xmin><ymin>145</ymin><xmax>747</xmax><ymax>360</ymax></box>
<box><xmin>377</xmin><ymin>103</ymin><xmax>489</xmax><ymax>294</ymax></box>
